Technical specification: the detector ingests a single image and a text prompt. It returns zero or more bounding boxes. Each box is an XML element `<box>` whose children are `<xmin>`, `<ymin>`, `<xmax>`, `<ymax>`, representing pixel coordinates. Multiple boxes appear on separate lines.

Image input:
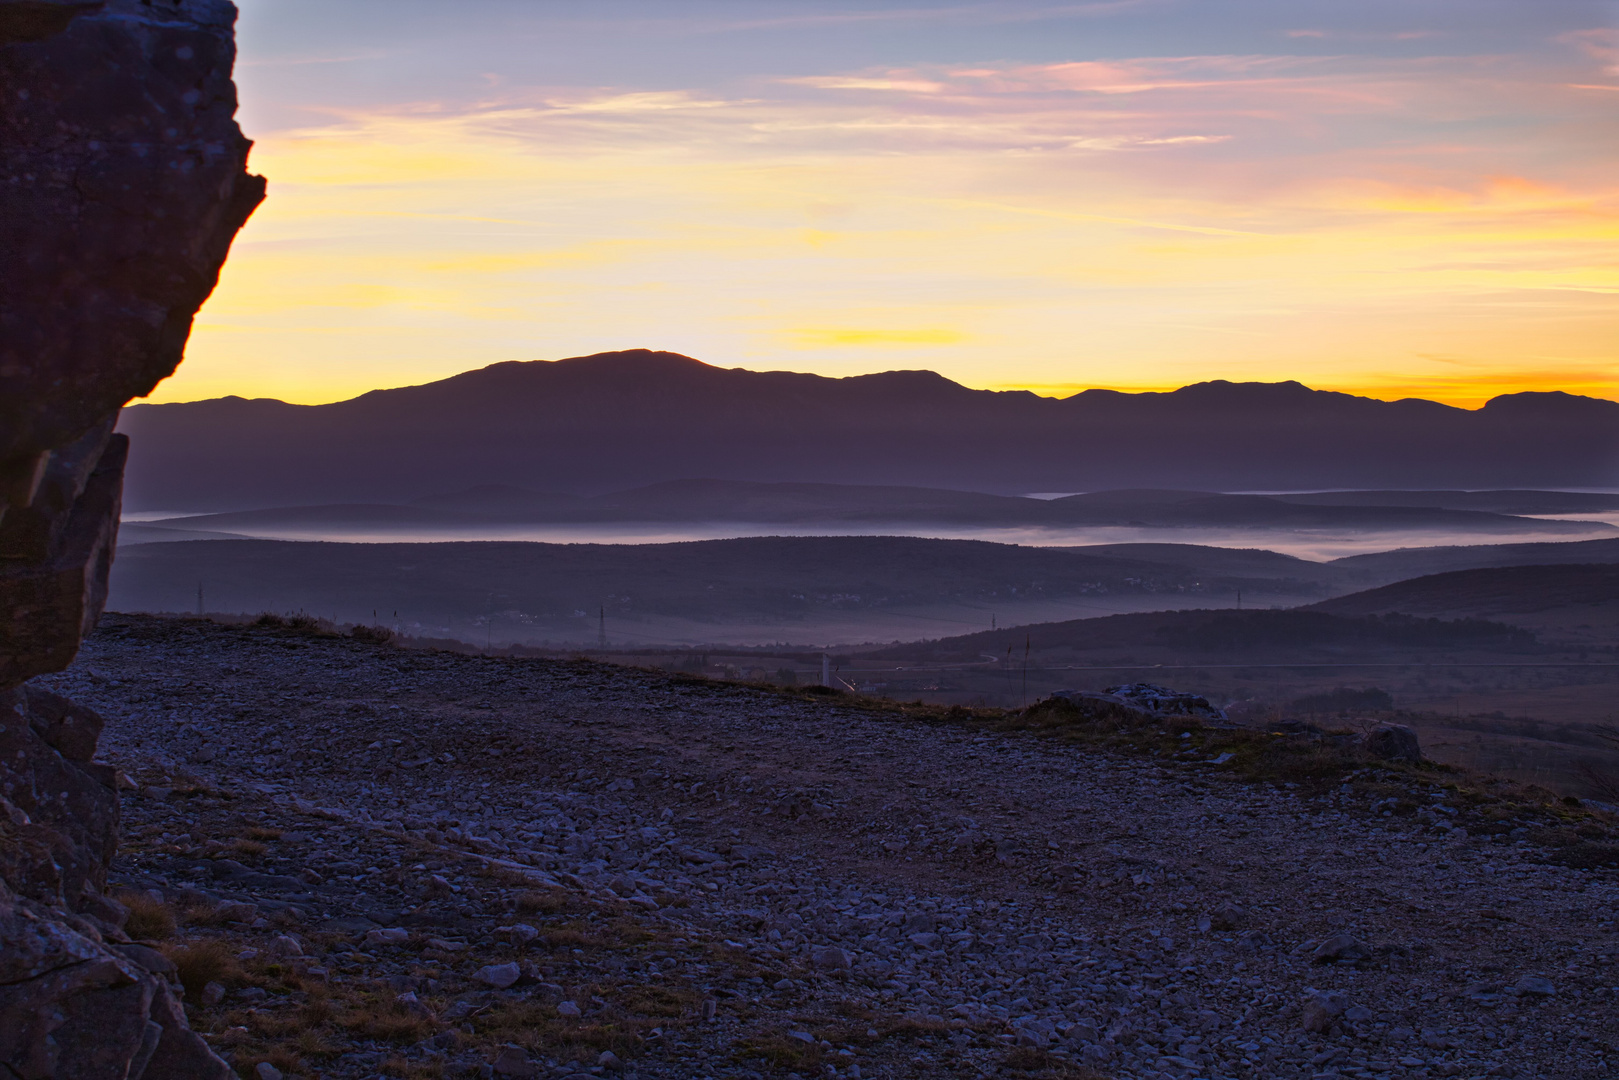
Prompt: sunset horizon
<box><xmin>141</xmin><ymin>0</ymin><xmax>1618</xmax><ymax>409</ymax></box>
<box><xmin>6</xmin><ymin>7</ymin><xmax>1619</xmax><ymax>1077</ymax></box>
<box><xmin>138</xmin><ymin>347</ymin><xmax>1619</xmax><ymax>412</ymax></box>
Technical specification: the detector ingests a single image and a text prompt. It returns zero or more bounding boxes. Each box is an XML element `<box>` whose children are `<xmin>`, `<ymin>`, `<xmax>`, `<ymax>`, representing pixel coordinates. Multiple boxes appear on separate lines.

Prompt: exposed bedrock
<box><xmin>0</xmin><ymin>0</ymin><xmax>266</xmax><ymax>471</ymax></box>
<box><xmin>0</xmin><ymin>0</ymin><xmax>262</xmax><ymax>1074</ymax></box>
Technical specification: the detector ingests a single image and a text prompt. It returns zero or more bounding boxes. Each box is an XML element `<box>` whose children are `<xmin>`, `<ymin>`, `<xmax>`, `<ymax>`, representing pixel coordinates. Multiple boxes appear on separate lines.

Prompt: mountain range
<box><xmin>117</xmin><ymin>350</ymin><xmax>1619</xmax><ymax>511</ymax></box>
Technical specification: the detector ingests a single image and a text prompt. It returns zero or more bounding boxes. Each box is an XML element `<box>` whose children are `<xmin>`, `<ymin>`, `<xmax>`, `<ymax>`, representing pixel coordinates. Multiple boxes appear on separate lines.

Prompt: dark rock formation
<box><xmin>0</xmin><ymin>0</ymin><xmax>265</xmax><ymax>469</ymax></box>
<box><xmin>0</xmin><ymin>0</ymin><xmax>261</xmax><ymax>1074</ymax></box>
<box><xmin>1363</xmin><ymin>723</ymin><xmax>1422</xmax><ymax>764</ymax></box>
<box><xmin>0</xmin><ymin>688</ymin><xmax>119</xmax><ymax>908</ymax></box>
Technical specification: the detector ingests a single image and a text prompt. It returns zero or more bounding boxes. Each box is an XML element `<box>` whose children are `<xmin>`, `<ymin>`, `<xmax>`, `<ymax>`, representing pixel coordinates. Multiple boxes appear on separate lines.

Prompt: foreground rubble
<box><xmin>37</xmin><ymin>614</ymin><xmax>1619</xmax><ymax>1080</ymax></box>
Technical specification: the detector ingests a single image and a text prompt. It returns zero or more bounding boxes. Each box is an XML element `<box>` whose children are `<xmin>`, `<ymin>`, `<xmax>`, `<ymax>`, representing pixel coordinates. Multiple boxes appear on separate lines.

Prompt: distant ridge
<box><xmin>1309</xmin><ymin>563</ymin><xmax>1619</xmax><ymax>619</ymax></box>
<box><xmin>118</xmin><ymin>350</ymin><xmax>1619</xmax><ymax>511</ymax></box>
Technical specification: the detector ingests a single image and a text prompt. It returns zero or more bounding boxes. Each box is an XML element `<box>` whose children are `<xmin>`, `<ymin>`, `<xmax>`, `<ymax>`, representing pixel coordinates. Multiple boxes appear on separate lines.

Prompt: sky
<box><xmin>157</xmin><ymin>0</ymin><xmax>1619</xmax><ymax>407</ymax></box>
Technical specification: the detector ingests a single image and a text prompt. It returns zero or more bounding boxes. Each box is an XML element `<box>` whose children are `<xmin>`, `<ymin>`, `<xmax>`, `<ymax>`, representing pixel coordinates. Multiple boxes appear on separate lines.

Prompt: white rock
<box><xmin>493</xmin><ymin>1044</ymin><xmax>536</xmax><ymax>1077</ymax></box>
<box><xmin>476</xmin><ymin>961</ymin><xmax>522</xmax><ymax>989</ymax></box>
<box><xmin>268</xmin><ymin>934</ymin><xmax>303</xmax><ymax>957</ymax></box>
<box><xmin>1514</xmin><ymin>974</ymin><xmax>1556</xmax><ymax>996</ymax></box>
<box><xmin>812</xmin><ymin>945</ymin><xmax>853</xmax><ymax>970</ymax></box>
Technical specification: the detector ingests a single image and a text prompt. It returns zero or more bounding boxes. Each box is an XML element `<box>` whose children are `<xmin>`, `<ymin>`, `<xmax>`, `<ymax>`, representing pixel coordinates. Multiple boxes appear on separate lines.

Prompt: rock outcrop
<box><xmin>1363</xmin><ymin>722</ymin><xmax>1422</xmax><ymax>764</ymax></box>
<box><xmin>0</xmin><ymin>0</ymin><xmax>262</xmax><ymax>1074</ymax></box>
<box><xmin>0</xmin><ymin>0</ymin><xmax>265</xmax><ymax>469</ymax></box>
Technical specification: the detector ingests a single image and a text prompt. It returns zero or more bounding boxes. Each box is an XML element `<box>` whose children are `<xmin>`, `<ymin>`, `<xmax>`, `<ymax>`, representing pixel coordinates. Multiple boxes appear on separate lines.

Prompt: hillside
<box><xmin>35</xmin><ymin>613</ymin><xmax>1619</xmax><ymax>1080</ymax></box>
<box><xmin>116</xmin><ymin>350</ymin><xmax>1619</xmax><ymax>510</ymax></box>
<box><xmin>1311</xmin><ymin>564</ymin><xmax>1619</xmax><ymax>618</ymax></box>
<box><xmin>109</xmin><ymin>532</ymin><xmax>1619</xmax><ymax>650</ymax></box>
<box><xmin>1321</xmin><ymin>537</ymin><xmax>1619</xmax><ymax>590</ymax></box>
<box><xmin>1274</xmin><ymin>490</ymin><xmax>1619</xmax><ymax>514</ymax></box>
<box><xmin>861</xmin><ymin>608</ymin><xmax>1539</xmax><ymax>665</ymax></box>
<box><xmin>108</xmin><ymin>535</ymin><xmax>1330</xmax><ymax>648</ymax></box>
<box><xmin>1308</xmin><ymin>563</ymin><xmax>1619</xmax><ymax>649</ymax></box>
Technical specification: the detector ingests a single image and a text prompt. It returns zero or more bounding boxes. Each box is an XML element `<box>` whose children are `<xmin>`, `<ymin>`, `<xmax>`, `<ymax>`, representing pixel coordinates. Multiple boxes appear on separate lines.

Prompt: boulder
<box><xmin>812</xmin><ymin>945</ymin><xmax>854</xmax><ymax>970</ymax></box>
<box><xmin>1312</xmin><ymin>933</ymin><xmax>1372</xmax><ymax>964</ymax></box>
<box><xmin>476</xmin><ymin>961</ymin><xmax>523</xmax><ymax>989</ymax></box>
<box><xmin>1513</xmin><ymin>974</ymin><xmax>1556</xmax><ymax>997</ymax></box>
<box><xmin>0</xmin><ymin>884</ymin><xmax>230</xmax><ymax>1079</ymax></box>
<box><xmin>0</xmin><ymin>436</ymin><xmax>126</xmax><ymax>685</ymax></box>
<box><xmin>493</xmin><ymin>1045</ymin><xmax>536</xmax><ymax>1077</ymax></box>
<box><xmin>1054</xmin><ymin>683</ymin><xmax>1229</xmax><ymax>723</ymax></box>
<box><xmin>1363</xmin><ymin>723</ymin><xmax>1422</xmax><ymax>764</ymax></box>
<box><xmin>1209</xmin><ymin>901</ymin><xmax>1246</xmax><ymax>931</ymax></box>
<box><xmin>0</xmin><ymin>688</ymin><xmax>119</xmax><ymax>909</ymax></box>
<box><xmin>1300</xmin><ymin>990</ymin><xmax>1349</xmax><ymax>1033</ymax></box>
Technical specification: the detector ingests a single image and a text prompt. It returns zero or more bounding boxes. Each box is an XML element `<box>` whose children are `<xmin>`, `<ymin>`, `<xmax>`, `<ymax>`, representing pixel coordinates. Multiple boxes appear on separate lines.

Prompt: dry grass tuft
<box><xmin>164</xmin><ymin>938</ymin><xmax>239</xmax><ymax>999</ymax></box>
<box><xmin>231</xmin><ymin>838</ymin><xmax>269</xmax><ymax>859</ymax></box>
<box><xmin>735</xmin><ymin>1033</ymin><xmax>822</xmax><ymax>1069</ymax></box>
<box><xmin>338</xmin><ymin>999</ymin><xmax>438</xmax><ymax>1043</ymax></box>
<box><xmin>514</xmin><ymin>888</ymin><xmax>583</xmax><ymax>916</ymax></box>
<box><xmin>117</xmin><ymin>891</ymin><xmax>177</xmax><ymax>940</ymax></box>
<box><xmin>292</xmin><ymin>1027</ymin><xmax>345</xmax><ymax>1060</ymax></box>
<box><xmin>541</xmin><ymin>926</ymin><xmax>596</xmax><ymax>950</ymax></box>
<box><xmin>474</xmin><ymin>999</ymin><xmax>655</xmax><ymax>1061</ymax></box>
<box><xmin>350</xmin><ymin>623</ymin><xmax>396</xmax><ymax>645</ymax></box>
<box><xmin>243</xmin><ymin>825</ymin><xmax>283</xmax><ymax>842</ymax></box>
<box><xmin>616</xmin><ymin>984</ymin><xmax>701</xmax><ymax>1018</ymax></box>
<box><xmin>1003</xmin><ymin>1046</ymin><xmax>1110</xmax><ymax>1078</ymax></box>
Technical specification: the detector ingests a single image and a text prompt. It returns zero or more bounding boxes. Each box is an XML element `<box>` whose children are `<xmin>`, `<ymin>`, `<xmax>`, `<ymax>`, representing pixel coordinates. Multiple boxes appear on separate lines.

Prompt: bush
<box><xmin>164</xmin><ymin>938</ymin><xmax>238</xmax><ymax>999</ymax></box>
<box><xmin>118</xmin><ymin>891</ymin><xmax>177</xmax><ymax>940</ymax></box>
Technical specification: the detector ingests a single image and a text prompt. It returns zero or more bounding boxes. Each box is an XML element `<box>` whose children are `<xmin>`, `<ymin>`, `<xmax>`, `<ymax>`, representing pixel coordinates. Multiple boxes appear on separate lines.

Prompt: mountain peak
<box><xmin>553</xmin><ymin>349</ymin><xmax>711</xmax><ymax>370</ymax></box>
<box><xmin>117</xmin><ymin>351</ymin><xmax>1619</xmax><ymax>509</ymax></box>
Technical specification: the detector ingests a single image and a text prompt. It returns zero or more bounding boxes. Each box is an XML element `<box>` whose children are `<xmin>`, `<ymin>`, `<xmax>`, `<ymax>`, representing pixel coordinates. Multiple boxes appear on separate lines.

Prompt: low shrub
<box><xmin>164</xmin><ymin>938</ymin><xmax>238</xmax><ymax>999</ymax></box>
<box><xmin>118</xmin><ymin>891</ymin><xmax>177</xmax><ymax>940</ymax></box>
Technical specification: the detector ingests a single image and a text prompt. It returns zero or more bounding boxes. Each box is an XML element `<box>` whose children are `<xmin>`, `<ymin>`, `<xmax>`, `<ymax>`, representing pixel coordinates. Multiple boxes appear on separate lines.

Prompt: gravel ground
<box><xmin>37</xmin><ymin>614</ymin><xmax>1619</xmax><ymax>1080</ymax></box>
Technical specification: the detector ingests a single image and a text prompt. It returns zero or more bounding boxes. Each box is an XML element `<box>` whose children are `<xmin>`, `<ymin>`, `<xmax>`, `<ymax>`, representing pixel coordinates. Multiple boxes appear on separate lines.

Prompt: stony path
<box><xmin>39</xmin><ymin>615</ymin><xmax>1619</xmax><ymax>1080</ymax></box>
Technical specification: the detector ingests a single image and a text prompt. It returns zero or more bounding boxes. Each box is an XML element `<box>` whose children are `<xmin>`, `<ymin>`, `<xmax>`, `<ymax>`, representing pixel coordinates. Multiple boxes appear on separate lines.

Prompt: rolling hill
<box><xmin>1310</xmin><ymin>563</ymin><xmax>1619</xmax><ymax>619</ymax></box>
<box><xmin>116</xmin><ymin>350</ymin><xmax>1619</xmax><ymax>511</ymax></box>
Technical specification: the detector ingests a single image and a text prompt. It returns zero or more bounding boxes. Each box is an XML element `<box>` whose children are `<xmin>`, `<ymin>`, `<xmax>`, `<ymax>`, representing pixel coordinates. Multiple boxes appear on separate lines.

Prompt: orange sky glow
<box><xmin>155</xmin><ymin>2</ymin><xmax>1619</xmax><ymax>409</ymax></box>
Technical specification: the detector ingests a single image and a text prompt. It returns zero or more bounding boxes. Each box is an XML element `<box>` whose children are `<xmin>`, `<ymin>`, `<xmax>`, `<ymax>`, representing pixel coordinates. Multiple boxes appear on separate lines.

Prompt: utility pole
<box><xmin>1237</xmin><ymin>589</ymin><xmax>1242</xmax><ymax>611</ymax></box>
<box><xmin>196</xmin><ymin>582</ymin><xmax>204</xmax><ymax>617</ymax></box>
<box><xmin>1022</xmin><ymin>633</ymin><xmax>1031</xmax><ymax>708</ymax></box>
<box><xmin>598</xmin><ymin>606</ymin><xmax>606</xmax><ymax>650</ymax></box>
<box><xmin>821</xmin><ymin>653</ymin><xmax>831</xmax><ymax>687</ymax></box>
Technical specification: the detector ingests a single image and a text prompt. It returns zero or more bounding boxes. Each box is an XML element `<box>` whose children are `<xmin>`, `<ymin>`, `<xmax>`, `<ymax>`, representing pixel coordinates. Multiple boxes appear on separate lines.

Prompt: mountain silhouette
<box><xmin>117</xmin><ymin>350</ymin><xmax>1619</xmax><ymax>511</ymax></box>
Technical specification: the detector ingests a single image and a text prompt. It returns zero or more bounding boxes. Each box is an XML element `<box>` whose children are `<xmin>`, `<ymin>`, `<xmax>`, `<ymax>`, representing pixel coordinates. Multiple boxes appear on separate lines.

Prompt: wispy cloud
<box><xmin>240</xmin><ymin>49</ymin><xmax>390</xmax><ymax>68</ymax></box>
<box><xmin>786</xmin><ymin>327</ymin><xmax>970</xmax><ymax>346</ymax></box>
<box><xmin>699</xmin><ymin>1</ymin><xmax>1153</xmax><ymax>33</ymax></box>
<box><xmin>162</xmin><ymin>3</ymin><xmax>1619</xmax><ymax>406</ymax></box>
